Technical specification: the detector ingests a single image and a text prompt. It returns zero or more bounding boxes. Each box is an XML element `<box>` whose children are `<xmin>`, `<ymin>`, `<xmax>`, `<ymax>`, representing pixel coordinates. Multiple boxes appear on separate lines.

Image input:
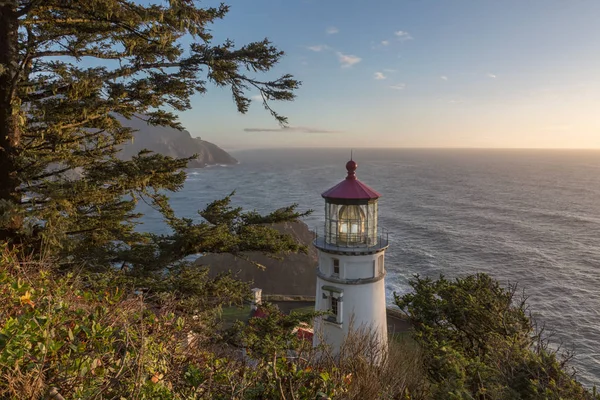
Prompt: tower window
<box><xmin>321</xmin><ymin>285</ymin><xmax>343</xmax><ymax>325</ymax></box>
<box><xmin>333</xmin><ymin>258</ymin><xmax>340</xmax><ymax>276</ymax></box>
<box><xmin>331</xmin><ymin>296</ymin><xmax>339</xmax><ymax>318</ymax></box>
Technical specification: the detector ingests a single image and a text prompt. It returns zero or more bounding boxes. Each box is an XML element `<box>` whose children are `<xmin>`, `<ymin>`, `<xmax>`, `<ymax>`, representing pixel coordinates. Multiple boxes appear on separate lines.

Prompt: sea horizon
<box><xmin>137</xmin><ymin>147</ymin><xmax>600</xmax><ymax>386</ymax></box>
<box><xmin>221</xmin><ymin>145</ymin><xmax>600</xmax><ymax>153</ymax></box>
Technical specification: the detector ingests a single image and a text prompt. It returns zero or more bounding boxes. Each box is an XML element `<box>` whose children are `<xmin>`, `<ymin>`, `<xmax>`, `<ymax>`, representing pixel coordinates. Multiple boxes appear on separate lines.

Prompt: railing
<box><xmin>313</xmin><ymin>226</ymin><xmax>389</xmax><ymax>253</ymax></box>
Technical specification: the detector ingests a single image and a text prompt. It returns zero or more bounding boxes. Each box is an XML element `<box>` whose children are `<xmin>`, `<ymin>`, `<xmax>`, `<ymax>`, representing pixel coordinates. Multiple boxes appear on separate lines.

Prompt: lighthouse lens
<box><xmin>338</xmin><ymin>205</ymin><xmax>365</xmax><ymax>244</ymax></box>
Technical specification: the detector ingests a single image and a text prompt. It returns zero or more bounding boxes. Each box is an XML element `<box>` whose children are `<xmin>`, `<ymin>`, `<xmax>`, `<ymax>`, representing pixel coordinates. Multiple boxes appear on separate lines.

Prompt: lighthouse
<box><xmin>313</xmin><ymin>159</ymin><xmax>388</xmax><ymax>356</ymax></box>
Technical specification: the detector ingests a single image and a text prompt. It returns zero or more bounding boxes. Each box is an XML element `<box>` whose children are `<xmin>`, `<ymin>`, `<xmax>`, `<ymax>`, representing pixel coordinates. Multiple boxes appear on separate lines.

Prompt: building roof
<box><xmin>294</xmin><ymin>327</ymin><xmax>314</xmax><ymax>342</ymax></box>
<box><xmin>249</xmin><ymin>307</ymin><xmax>268</xmax><ymax>319</ymax></box>
<box><xmin>321</xmin><ymin>160</ymin><xmax>381</xmax><ymax>200</ymax></box>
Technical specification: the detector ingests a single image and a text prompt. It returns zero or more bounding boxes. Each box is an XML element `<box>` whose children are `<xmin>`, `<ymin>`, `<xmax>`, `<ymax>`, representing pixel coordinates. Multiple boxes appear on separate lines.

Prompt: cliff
<box><xmin>117</xmin><ymin>116</ymin><xmax>237</xmax><ymax>168</ymax></box>
<box><xmin>196</xmin><ymin>221</ymin><xmax>317</xmax><ymax>297</ymax></box>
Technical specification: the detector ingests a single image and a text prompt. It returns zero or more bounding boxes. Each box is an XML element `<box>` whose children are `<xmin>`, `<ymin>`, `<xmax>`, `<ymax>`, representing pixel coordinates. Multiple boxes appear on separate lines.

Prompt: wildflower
<box><xmin>20</xmin><ymin>291</ymin><xmax>35</xmax><ymax>308</ymax></box>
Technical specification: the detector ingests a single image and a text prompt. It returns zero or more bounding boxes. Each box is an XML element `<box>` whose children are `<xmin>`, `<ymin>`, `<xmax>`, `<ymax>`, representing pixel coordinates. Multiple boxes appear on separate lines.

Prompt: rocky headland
<box><xmin>117</xmin><ymin>115</ymin><xmax>237</xmax><ymax>168</ymax></box>
<box><xmin>196</xmin><ymin>221</ymin><xmax>318</xmax><ymax>297</ymax></box>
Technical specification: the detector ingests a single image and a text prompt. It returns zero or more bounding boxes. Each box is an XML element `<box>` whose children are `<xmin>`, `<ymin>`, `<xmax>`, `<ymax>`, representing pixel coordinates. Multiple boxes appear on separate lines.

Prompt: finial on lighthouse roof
<box><xmin>346</xmin><ymin>159</ymin><xmax>358</xmax><ymax>180</ymax></box>
<box><xmin>321</xmin><ymin>157</ymin><xmax>381</xmax><ymax>200</ymax></box>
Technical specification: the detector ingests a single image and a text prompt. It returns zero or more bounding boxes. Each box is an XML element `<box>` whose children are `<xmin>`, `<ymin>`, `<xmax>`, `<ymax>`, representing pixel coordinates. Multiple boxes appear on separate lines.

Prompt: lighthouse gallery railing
<box><xmin>313</xmin><ymin>226</ymin><xmax>389</xmax><ymax>253</ymax></box>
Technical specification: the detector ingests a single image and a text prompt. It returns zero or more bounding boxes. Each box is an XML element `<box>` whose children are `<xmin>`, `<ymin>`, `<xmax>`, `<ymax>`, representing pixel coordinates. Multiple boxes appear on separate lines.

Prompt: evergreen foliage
<box><xmin>236</xmin><ymin>302</ymin><xmax>318</xmax><ymax>360</ymax></box>
<box><xmin>1</xmin><ymin>2</ymin><xmax>597</xmax><ymax>399</ymax></box>
<box><xmin>395</xmin><ymin>273</ymin><xmax>598</xmax><ymax>399</ymax></box>
<box><xmin>0</xmin><ymin>0</ymin><xmax>302</xmax><ymax>270</ymax></box>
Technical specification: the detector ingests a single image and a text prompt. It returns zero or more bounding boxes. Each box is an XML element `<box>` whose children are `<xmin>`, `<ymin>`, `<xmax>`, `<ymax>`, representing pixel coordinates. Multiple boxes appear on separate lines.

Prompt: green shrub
<box><xmin>0</xmin><ymin>250</ymin><xmax>355</xmax><ymax>399</ymax></box>
<box><xmin>395</xmin><ymin>273</ymin><xmax>598</xmax><ymax>400</ymax></box>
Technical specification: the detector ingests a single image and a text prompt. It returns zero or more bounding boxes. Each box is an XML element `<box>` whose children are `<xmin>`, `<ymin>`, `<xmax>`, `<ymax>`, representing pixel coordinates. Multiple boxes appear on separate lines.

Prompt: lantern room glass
<box><xmin>324</xmin><ymin>200</ymin><xmax>378</xmax><ymax>247</ymax></box>
<box><xmin>338</xmin><ymin>205</ymin><xmax>364</xmax><ymax>243</ymax></box>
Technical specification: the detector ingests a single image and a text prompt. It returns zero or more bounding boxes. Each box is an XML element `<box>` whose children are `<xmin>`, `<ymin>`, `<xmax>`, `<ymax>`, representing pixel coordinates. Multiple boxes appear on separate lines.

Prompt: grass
<box><xmin>220</xmin><ymin>303</ymin><xmax>315</xmax><ymax>327</ymax></box>
<box><xmin>220</xmin><ymin>305</ymin><xmax>251</xmax><ymax>325</ymax></box>
<box><xmin>289</xmin><ymin>305</ymin><xmax>315</xmax><ymax>315</ymax></box>
<box><xmin>391</xmin><ymin>331</ymin><xmax>414</xmax><ymax>343</ymax></box>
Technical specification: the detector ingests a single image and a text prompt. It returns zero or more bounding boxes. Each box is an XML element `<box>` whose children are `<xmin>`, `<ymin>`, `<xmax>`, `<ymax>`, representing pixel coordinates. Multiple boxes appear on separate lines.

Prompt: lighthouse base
<box><xmin>312</xmin><ymin>274</ymin><xmax>388</xmax><ymax>361</ymax></box>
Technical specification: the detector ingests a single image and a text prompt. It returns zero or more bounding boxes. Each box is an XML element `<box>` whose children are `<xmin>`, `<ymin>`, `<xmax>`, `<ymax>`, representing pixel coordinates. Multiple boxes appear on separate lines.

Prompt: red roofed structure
<box><xmin>321</xmin><ymin>160</ymin><xmax>381</xmax><ymax>201</ymax></box>
<box><xmin>315</xmin><ymin>159</ymin><xmax>387</xmax><ymax>249</ymax></box>
<box><xmin>312</xmin><ymin>158</ymin><xmax>389</xmax><ymax>359</ymax></box>
<box><xmin>249</xmin><ymin>307</ymin><xmax>268</xmax><ymax>319</ymax></box>
<box><xmin>295</xmin><ymin>327</ymin><xmax>314</xmax><ymax>342</ymax></box>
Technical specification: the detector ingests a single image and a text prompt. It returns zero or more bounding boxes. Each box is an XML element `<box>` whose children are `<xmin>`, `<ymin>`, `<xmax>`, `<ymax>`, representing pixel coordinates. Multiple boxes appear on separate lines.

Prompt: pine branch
<box><xmin>32</xmin><ymin>50</ymin><xmax>133</xmax><ymax>59</ymax></box>
<box><xmin>16</xmin><ymin>0</ymin><xmax>43</xmax><ymax>17</ymax></box>
<box><xmin>1</xmin><ymin>0</ymin><xmax>301</xmax><ymax>271</ymax></box>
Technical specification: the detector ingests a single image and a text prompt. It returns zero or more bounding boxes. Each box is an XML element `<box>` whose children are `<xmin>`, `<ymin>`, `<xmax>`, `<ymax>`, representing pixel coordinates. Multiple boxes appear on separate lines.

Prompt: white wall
<box><xmin>345</xmin><ymin>261</ymin><xmax>373</xmax><ymax>279</ymax></box>
<box><xmin>313</xmin><ymin>251</ymin><xmax>388</xmax><ymax>356</ymax></box>
<box><xmin>318</xmin><ymin>252</ymin><xmax>385</xmax><ymax>280</ymax></box>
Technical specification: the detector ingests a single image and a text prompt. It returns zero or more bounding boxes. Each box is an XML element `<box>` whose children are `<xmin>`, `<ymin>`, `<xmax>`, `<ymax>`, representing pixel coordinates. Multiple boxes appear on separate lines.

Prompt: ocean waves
<box><xmin>138</xmin><ymin>148</ymin><xmax>600</xmax><ymax>386</ymax></box>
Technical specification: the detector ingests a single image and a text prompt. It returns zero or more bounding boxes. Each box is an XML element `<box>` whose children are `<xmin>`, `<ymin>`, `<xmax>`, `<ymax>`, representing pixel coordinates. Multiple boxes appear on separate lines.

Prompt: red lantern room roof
<box><xmin>321</xmin><ymin>160</ymin><xmax>381</xmax><ymax>200</ymax></box>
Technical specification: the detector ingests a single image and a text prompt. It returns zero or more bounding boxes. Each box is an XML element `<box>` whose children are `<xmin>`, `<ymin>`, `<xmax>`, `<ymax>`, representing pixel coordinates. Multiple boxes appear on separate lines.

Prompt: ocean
<box><xmin>136</xmin><ymin>148</ymin><xmax>600</xmax><ymax>386</ymax></box>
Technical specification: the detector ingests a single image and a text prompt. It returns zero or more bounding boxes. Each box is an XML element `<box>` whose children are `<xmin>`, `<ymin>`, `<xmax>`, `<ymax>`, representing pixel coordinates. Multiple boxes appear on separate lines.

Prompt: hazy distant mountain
<box><xmin>118</xmin><ymin>116</ymin><xmax>237</xmax><ymax>168</ymax></box>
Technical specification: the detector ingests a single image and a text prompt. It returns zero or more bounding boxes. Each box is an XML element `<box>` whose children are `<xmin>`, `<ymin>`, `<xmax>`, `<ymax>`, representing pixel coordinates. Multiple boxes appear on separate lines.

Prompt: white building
<box><xmin>313</xmin><ymin>159</ymin><xmax>389</xmax><ymax>356</ymax></box>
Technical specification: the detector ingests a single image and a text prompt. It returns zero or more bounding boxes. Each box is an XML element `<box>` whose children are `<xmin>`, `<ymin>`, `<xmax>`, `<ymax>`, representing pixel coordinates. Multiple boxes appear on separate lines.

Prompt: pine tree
<box><xmin>0</xmin><ymin>0</ymin><xmax>303</xmax><ymax>270</ymax></box>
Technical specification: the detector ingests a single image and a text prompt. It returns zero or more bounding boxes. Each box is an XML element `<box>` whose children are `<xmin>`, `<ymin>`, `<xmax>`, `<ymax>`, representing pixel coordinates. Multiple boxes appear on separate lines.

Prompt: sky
<box><xmin>174</xmin><ymin>0</ymin><xmax>600</xmax><ymax>150</ymax></box>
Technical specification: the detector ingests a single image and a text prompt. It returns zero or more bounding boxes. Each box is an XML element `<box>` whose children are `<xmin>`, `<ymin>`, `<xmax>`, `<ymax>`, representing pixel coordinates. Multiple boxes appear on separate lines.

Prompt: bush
<box><xmin>0</xmin><ymin>249</ymin><xmax>208</xmax><ymax>398</ymax></box>
<box><xmin>8</xmin><ymin>248</ymin><xmax>592</xmax><ymax>399</ymax></box>
<box><xmin>395</xmin><ymin>273</ymin><xmax>598</xmax><ymax>400</ymax></box>
<box><xmin>0</xmin><ymin>248</ymin><xmax>381</xmax><ymax>399</ymax></box>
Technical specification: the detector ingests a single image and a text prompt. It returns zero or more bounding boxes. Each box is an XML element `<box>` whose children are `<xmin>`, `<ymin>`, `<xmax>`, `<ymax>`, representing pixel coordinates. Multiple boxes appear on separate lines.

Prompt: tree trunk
<box><xmin>0</xmin><ymin>1</ymin><xmax>22</xmax><ymax>242</ymax></box>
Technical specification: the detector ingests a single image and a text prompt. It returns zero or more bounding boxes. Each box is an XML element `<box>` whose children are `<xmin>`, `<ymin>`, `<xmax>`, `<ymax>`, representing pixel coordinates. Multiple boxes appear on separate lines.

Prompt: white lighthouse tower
<box><xmin>313</xmin><ymin>159</ymin><xmax>388</xmax><ymax>356</ymax></box>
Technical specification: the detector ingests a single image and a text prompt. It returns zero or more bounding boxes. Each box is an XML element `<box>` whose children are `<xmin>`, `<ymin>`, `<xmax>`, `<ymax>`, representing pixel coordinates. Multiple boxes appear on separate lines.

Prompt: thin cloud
<box><xmin>326</xmin><ymin>26</ymin><xmax>339</xmax><ymax>34</ymax></box>
<box><xmin>487</xmin><ymin>73</ymin><xmax>497</xmax><ymax>78</ymax></box>
<box><xmin>251</xmin><ymin>94</ymin><xmax>263</xmax><ymax>101</ymax></box>
<box><xmin>390</xmin><ymin>83</ymin><xmax>406</xmax><ymax>90</ymax></box>
<box><xmin>307</xmin><ymin>44</ymin><xmax>329</xmax><ymax>52</ymax></box>
<box><xmin>371</xmin><ymin>40</ymin><xmax>390</xmax><ymax>50</ymax></box>
<box><xmin>383</xmin><ymin>68</ymin><xmax>397</xmax><ymax>73</ymax></box>
<box><xmin>440</xmin><ymin>75</ymin><xmax>448</xmax><ymax>81</ymax></box>
<box><xmin>395</xmin><ymin>30</ymin><xmax>413</xmax><ymax>41</ymax></box>
<box><xmin>244</xmin><ymin>126</ymin><xmax>341</xmax><ymax>134</ymax></box>
<box><xmin>374</xmin><ymin>72</ymin><xmax>387</xmax><ymax>80</ymax></box>
<box><xmin>337</xmin><ymin>52</ymin><xmax>362</xmax><ymax>67</ymax></box>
